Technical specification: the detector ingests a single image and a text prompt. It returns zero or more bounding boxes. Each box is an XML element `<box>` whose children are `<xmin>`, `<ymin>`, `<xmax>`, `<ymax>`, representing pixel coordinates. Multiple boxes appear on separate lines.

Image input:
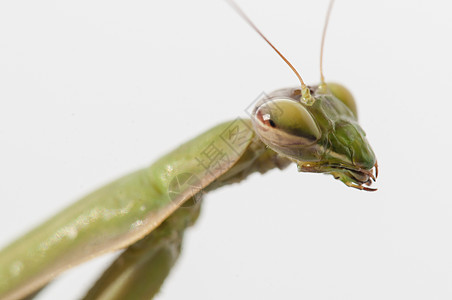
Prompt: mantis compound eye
<box><xmin>327</xmin><ymin>82</ymin><xmax>358</xmax><ymax>118</ymax></box>
<box><xmin>252</xmin><ymin>98</ymin><xmax>321</xmax><ymax>147</ymax></box>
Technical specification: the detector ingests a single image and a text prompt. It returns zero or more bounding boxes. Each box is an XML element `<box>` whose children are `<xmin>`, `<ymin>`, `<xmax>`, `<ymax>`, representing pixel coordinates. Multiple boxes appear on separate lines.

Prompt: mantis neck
<box><xmin>204</xmin><ymin>126</ymin><xmax>292</xmax><ymax>192</ymax></box>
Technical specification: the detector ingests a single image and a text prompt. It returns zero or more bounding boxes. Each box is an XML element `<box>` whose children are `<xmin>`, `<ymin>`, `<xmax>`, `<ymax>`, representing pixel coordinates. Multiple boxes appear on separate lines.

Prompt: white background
<box><xmin>1</xmin><ymin>0</ymin><xmax>452</xmax><ymax>299</ymax></box>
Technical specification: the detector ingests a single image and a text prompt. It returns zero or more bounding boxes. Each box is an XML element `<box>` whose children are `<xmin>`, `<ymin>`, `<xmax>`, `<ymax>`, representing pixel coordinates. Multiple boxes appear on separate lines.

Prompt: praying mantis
<box><xmin>0</xmin><ymin>0</ymin><xmax>378</xmax><ymax>299</ymax></box>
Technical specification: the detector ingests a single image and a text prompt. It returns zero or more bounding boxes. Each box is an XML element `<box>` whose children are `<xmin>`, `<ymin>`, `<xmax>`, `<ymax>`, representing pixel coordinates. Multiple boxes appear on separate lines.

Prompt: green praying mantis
<box><xmin>0</xmin><ymin>0</ymin><xmax>378</xmax><ymax>299</ymax></box>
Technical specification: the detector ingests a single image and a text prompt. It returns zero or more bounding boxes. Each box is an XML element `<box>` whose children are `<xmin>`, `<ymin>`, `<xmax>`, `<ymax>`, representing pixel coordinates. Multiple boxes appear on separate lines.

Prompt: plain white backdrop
<box><xmin>1</xmin><ymin>0</ymin><xmax>452</xmax><ymax>299</ymax></box>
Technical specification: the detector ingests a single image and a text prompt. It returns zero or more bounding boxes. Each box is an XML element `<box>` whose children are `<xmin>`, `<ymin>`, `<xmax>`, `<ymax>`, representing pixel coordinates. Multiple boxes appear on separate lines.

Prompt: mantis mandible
<box><xmin>0</xmin><ymin>0</ymin><xmax>378</xmax><ymax>299</ymax></box>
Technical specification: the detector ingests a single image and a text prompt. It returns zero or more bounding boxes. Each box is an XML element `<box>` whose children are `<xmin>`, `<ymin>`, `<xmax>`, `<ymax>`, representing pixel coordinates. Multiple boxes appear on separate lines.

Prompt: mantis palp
<box><xmin>0</xmin><ymin>0</ymin><xmax>377</xmax><ymax>299</ymax></box>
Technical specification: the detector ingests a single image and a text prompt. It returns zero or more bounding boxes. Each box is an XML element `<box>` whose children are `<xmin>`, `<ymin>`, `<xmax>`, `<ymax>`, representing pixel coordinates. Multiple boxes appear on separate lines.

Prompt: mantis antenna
<box><xmin>320</xmin><ymin>0</ymin><xmax>335</xmax><ymax>84</ymax></box>
<box><xmin>225</xmin><ymin>0</ymin><xmax>314</xmax><ymax>105</ymax></box>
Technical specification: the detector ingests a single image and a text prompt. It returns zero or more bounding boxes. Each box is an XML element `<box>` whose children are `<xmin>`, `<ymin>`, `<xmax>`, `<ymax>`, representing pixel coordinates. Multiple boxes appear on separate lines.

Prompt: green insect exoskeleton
<box><xmin>0</xmin><ymin>0</ymin><xmax>377</xmax><ymax>299</ymax></box>
<box><xmin>252</xmin><ymin>83</ymin><xmax>377</xmax><ymax>191</ymax></box>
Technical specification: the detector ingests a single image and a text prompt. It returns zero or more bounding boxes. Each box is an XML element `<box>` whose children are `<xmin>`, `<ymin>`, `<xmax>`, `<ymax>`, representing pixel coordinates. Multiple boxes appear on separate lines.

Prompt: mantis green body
<box><xmin>0</xmin><ymin>1</ymin><xmax>377</xmax><ymax>299</ymax></box>
<box><xmin>0</xmin><ymin>83</ymin><xmax>377</xmax><ymax>300</ymax></box>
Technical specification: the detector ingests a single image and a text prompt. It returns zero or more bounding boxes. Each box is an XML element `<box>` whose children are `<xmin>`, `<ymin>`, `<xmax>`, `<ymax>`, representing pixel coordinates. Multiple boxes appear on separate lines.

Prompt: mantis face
<box><xmin>251</xmin><ymin>83</ymin><xmax>378</xmax><ymax>191</ymax></box>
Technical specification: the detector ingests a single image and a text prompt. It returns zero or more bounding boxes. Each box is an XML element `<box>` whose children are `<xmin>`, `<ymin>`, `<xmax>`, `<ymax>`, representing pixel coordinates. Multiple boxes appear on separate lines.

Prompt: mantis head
<box><xmin>228</xmin><ymin>0</ymin><xmax>377</xmax><ymax>190</ymax></box>
<box><xmin>251</xmin><ymin>83</ymin><xmax>378</xmax><ymax>191</ymax></box>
